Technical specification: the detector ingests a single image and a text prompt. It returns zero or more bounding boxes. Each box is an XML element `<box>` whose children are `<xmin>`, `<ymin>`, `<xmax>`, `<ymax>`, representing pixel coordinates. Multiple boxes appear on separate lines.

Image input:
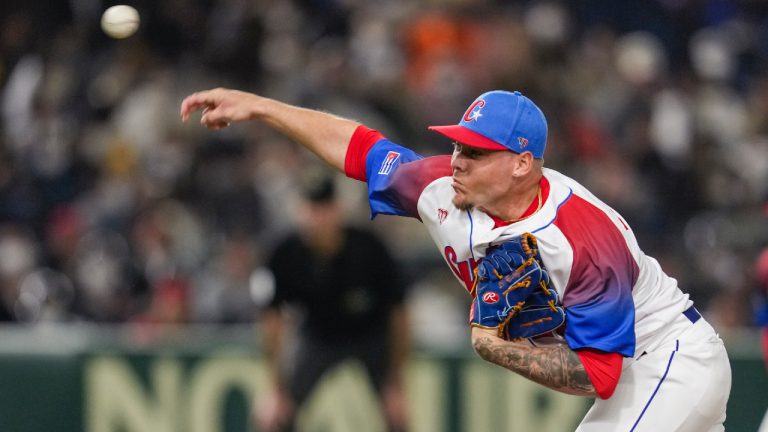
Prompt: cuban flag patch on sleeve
<box><xmin>378</xmin><ymin>151</ymin><xmax>400</xmax><ymax>175</ymax></box>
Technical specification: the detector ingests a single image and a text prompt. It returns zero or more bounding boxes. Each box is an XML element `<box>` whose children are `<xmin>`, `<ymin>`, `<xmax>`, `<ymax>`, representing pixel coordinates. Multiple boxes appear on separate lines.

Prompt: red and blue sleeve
<box><xmin>344</xmin><ymin>125</ymin><xmax>452</xmax><ymax>220</ymax></box>
<box><xmin>554</xmin><ymin>194</ymin><xmax>639</xmax><ymax>358</ymax></box>
<box><xmin>344</xmin><ymin>126</ymin><xmax>383</xmax><ymax>181</ymax></box>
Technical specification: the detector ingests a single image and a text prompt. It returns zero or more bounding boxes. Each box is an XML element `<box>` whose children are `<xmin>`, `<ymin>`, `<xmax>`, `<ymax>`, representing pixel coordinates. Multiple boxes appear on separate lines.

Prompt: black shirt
<box><xmin>268</xmin><ymin>227</ymin><xmax>404</xmax><ymax>343</ymax></box>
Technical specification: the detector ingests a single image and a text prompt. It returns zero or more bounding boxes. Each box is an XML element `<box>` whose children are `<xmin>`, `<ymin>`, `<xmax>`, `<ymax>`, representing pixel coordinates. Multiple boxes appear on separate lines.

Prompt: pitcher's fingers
<box><xmin>180</xmin><ymin>100</ymin><xmax>213</xmax><ymax>121</ymax></box>
<box><xmin>200</xmin><ymin>108</ymin><xmax>232</xmax><ymax>128</ymax></box>
<box><xmin>180</xmin><ymin>99</ymin><xmax>207</xmax><ymax>121</ymax></box>
<box><xmin>210</xmin><ymin>121</ymin><xmax>230</xmax><ymax>130</ymax></box>
<box><xmin>201</xmin><ymin>114</ymin><xmax>230</xmax><ymax>130</ymax></box>
<box><xmin>200</xmin><ymin>109</ymin><xmax>222</xmax><ymax>126</ymax></box>
<box><xmin>180</xmin><ymin>91</ymin><xmax>218</xmax><ymax>121</ymax></box>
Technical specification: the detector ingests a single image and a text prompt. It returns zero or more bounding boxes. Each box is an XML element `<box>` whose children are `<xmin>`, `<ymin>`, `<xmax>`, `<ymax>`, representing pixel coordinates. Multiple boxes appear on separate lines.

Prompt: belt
<box><xmin>634</xmin><ymin>306</ymin><xmax>702</xmax><ymax>361</ymax></box>
<box><xmin>683</xmin><ymin>305</ymin><xmax>701</xmax><ymax>324</ymax></box>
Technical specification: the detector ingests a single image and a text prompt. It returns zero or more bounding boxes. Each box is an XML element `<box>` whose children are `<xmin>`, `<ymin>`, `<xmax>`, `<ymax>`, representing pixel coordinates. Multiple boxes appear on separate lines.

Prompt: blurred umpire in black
<box><xmin>255</xmin><ymin>168</ymin><xmax>410</xmax><ymax>432</ymax></box>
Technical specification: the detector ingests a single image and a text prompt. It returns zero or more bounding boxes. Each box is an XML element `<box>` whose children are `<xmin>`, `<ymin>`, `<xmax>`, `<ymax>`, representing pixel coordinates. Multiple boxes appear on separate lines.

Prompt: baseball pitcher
<box><xmin>181</xmin><ymin>88</ymin><xmax>731</xmax><ymax>431</ymax></box>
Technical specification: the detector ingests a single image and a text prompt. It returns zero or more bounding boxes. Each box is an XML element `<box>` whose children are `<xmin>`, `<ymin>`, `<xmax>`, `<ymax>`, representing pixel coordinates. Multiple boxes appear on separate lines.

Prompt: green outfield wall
<box><xmin>0</xmin><ymin>325</ymin><xmax>764</xmax><ymax>432</ymax></box>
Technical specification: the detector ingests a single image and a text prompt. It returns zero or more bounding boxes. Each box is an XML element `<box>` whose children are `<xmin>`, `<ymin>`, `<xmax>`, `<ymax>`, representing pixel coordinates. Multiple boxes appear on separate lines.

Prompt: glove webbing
<box><xmin>472</xmin><ymin>256</ymin><xmax>537</xmax><ymax>294</ymax></box>
<box><xmin>496</xmin><ymin>260</ymin><xmax>537</xmax><ymax>338</ymax></box>
<box><xmin>546</xmin><ymin>299</ymin><xmax>558</xmax><ymax>312</ymax></box>
<box><xmin>537</xmin><ymin>282</ymin><xmax>559</xmax><ymax>312</ymax></box>
<box><xmin>498</xmin><ymin>300</ymin><xmax>525</xmax><ymax>338</ymax></box>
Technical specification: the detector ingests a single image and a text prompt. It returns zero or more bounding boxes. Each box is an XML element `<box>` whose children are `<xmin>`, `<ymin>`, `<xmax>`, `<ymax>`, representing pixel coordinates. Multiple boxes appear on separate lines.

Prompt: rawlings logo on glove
<box><xmin>470</xmin><ymin>233</ymin><xmax>565</xmax><ymax>340</ymax></box>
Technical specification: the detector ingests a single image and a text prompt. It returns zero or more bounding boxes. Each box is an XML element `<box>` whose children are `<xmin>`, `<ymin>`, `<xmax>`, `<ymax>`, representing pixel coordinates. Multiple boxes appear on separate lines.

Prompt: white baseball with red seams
<box><xmin>101</xmin><ymin>5</ymin><xmax>140</xmax><ymax>39</ymax></box>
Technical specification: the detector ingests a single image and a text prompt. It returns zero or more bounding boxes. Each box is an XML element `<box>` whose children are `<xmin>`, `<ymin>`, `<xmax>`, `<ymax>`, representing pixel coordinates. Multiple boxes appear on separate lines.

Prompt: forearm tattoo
<box><xmin>473</xmin><ymin>336</ymin><xmax>596</xmax><ymax>397</ymax></box>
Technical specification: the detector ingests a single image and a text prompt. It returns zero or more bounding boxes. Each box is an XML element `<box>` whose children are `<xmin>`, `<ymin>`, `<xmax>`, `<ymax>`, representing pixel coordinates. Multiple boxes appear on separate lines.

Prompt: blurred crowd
<box><xmin>0</xmin><ymin>0</ymin><xmax>767</xmax><ymax>339</ymax></box>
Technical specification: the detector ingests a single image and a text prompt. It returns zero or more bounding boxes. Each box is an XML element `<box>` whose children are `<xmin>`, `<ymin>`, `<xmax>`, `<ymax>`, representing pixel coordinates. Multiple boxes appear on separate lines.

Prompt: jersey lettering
<box><xmin>444</xmin><ymin>246</ymin><xmax>479</xmax><ymax>293</ymax></box>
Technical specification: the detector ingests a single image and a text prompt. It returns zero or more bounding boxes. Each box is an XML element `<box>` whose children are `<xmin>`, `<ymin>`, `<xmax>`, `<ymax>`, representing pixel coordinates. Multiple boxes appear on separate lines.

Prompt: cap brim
<box><xmin>428</xmin><ymin>125</ymin><xmax>509</xmax><ymax>151</ymax></box>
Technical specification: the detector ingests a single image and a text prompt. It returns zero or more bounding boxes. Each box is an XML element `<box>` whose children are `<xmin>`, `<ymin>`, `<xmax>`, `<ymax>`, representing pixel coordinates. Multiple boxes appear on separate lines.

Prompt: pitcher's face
<box><xmin>450</xmin><ymin>142</ymin><xmax>520</xmax><ymax>211</ymax></box>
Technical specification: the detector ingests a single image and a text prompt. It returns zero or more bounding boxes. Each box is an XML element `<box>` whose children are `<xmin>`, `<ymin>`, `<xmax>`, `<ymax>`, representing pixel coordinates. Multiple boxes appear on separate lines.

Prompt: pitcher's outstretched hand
<box><xmin>180</xmin><ymin>88</ymin><xmax>263</xmax><ymax>129</ymax></box>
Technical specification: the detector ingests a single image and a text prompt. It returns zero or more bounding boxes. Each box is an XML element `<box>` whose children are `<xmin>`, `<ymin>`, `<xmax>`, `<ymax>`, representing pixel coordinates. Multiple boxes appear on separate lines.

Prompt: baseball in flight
<box><xmin>100</xmin><ymin>5</ymin><xmax>140</xmax><ymax>39</ymax></box>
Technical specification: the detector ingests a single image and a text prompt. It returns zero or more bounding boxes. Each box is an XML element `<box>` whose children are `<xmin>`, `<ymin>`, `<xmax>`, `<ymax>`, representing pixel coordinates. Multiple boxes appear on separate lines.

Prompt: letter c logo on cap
<box><xmin>463</xmin><ymin>100</ymin><xmax>485</xmax><ymax>122</ymax></box>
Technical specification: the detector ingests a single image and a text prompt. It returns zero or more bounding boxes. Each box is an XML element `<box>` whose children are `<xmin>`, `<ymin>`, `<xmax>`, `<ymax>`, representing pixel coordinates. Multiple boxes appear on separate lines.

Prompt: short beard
<box><xmin>452</xmin><ymin>196</ymin><xmax>474</xmax><ymax>211</ymax></box>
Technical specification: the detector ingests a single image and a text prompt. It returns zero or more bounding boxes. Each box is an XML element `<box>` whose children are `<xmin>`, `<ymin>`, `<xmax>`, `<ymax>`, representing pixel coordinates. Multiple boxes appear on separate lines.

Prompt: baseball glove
<box><xmin>470</xmin><ymin>233</ymin><xmax>565</xmax><ymax>340</ymax></box>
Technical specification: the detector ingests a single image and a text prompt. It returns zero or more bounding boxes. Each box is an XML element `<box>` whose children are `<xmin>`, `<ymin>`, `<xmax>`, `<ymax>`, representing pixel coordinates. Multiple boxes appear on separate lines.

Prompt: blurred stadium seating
<box><xmin>0</xmin><ymin>1</ymin><xmax>766</xmax><ymax>431</ymax></box>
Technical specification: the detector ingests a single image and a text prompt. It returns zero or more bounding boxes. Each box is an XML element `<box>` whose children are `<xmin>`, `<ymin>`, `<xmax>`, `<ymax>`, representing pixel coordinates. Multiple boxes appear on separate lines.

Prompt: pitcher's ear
<box><xmin>510</xmin><ymin>151</ymin><xmax>534</xmax><ymax>178</ymax></box>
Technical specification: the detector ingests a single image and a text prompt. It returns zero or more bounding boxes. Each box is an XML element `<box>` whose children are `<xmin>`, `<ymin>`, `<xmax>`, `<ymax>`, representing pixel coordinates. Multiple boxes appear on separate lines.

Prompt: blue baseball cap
<box><xmin>428</xmin><ymin>90</ymin><xmax>548</xmax><ymax>158</ymax></box>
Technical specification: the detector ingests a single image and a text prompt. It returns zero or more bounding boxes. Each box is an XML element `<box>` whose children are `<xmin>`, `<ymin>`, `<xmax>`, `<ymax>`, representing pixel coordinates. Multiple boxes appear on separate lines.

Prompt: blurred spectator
<box><xmin>255</xmin><ymin>168</ymin><xmax>410</xmax><ymax>432</ymax></box>
<box><xmin>128</xmin><ymin>275</ymin><xmax>191</xmax><ymax>345</ymax></box>
<box><xmin>131</xmin><ymin>200</ymin><xmax>206</xmax><ymax>283</ymax></box>
<box><xmin>191</xmin><ymin>232</ymin><xmax>262</xmax><ymax>323</ymax></box>
<box><xmin>134</xmin><ymin>276</ymin><xmax>190</xmax><ymax>325</ymax></box>
<box><xmin>0</xmin><ymin>224</ymin><xmax>39</xmax><ymax>320</ymax></box>
<box><xmin>71</xmin><ymin>228</ymin><xmax>145</xmax><ymax>321</ymax></box>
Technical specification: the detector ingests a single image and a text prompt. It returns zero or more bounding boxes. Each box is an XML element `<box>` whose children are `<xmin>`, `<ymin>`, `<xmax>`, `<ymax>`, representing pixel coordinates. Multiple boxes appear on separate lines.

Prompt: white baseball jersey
<box><xmin>346</xmin><ymin>126</ymin><xmax>731</xmax><ymax>431</ymax></box>
<box><xmin>359</xmin><ymin>133</ymin><xmax>691</xmax><ymax>358</ymax></box>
